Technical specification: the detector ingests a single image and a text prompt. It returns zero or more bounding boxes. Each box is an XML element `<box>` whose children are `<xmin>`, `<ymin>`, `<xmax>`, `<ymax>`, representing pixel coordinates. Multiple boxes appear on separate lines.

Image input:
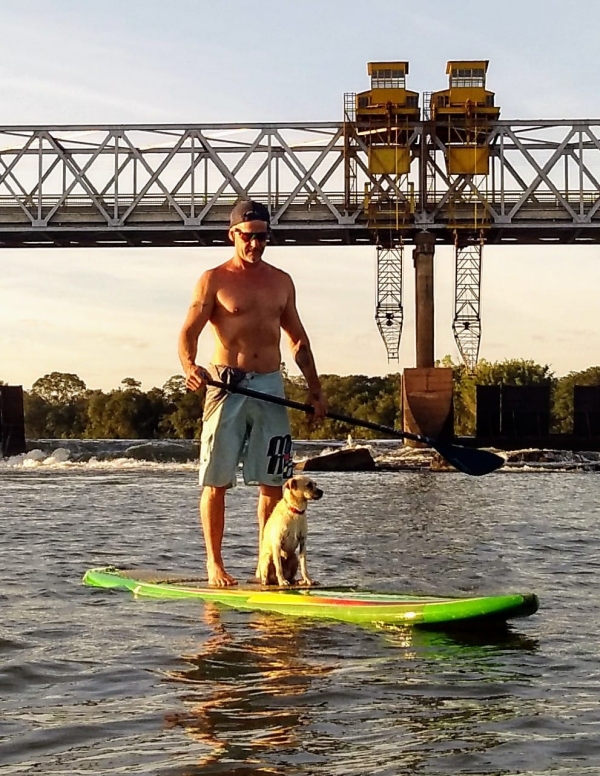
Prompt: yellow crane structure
<box><xmin>345</xmin><ymin>59</ymin><xmax>500</xmax><ymax>441</ymax></box>
<box><xmin>429</xmin><ymin>60</ymin><xmax>500</xmax><ymax>371</ymax></box>
<box><xmin>344</xmin><ymin>62</ymin><xmax>420</xmax><ymax>360</ymax></box>
<box><xmin>430</xmin><ymin>60</ymin><xmax>500</xmax><ymax>175</ymax></box>
<box><xmin>355</xmin><ymin>61</ymin><xmax>419</xmax><ymax>178</ymax></box>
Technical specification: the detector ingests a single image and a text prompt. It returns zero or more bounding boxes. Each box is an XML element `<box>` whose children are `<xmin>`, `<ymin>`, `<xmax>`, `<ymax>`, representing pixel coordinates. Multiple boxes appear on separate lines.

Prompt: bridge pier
<box><xmin>402</xmin><ymin>232</ymin><xmax>453</xmax><ymax>444</ymax></box>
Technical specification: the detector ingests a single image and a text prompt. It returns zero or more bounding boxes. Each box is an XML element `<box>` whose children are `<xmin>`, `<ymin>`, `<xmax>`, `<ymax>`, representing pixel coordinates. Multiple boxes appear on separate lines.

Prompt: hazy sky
<box><xmin>2</xmin><ymin>0</ymin><xmax>600</xmax><ymax>390</ymax></box>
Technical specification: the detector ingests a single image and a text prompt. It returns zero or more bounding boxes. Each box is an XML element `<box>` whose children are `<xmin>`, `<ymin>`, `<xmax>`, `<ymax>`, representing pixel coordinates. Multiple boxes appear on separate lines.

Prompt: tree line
<box><xmin>11</xmin><ymin>359</ymin><xmax>600</xmax><ymax>440</ymax></box>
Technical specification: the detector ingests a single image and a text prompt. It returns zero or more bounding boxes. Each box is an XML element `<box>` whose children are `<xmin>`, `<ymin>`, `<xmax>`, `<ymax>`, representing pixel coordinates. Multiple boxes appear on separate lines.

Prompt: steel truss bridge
<box><xmin>2</xmin><ymin>120</ymin><xmax>600</xmax><ymax>366</ymax></box>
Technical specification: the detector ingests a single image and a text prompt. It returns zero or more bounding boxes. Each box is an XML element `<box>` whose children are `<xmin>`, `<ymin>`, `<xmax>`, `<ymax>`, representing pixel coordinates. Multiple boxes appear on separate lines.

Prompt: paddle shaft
<box><xmin>205</xmin><ymin>378</ymin><xmax>436</xmax><ymax>446</ymax></box>
<box><xmin>201</xmin><ymin>377</ymin><xmax>505</xmax><ymax>476</ymax></box>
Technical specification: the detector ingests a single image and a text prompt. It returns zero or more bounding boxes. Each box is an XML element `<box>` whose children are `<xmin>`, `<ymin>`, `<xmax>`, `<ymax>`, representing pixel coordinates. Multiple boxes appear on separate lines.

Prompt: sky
<box><xmin>2</xmin><ymin>0</ymin><xmax>600</xmax><ymax>390</ymax></box>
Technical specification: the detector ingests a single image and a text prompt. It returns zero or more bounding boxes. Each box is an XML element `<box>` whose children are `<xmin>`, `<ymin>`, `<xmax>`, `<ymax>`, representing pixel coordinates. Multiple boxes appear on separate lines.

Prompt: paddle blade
<box><xmin>431</xmin><ymin>442</ymin><xmax>505</xmax><ymax>476</ymax></box>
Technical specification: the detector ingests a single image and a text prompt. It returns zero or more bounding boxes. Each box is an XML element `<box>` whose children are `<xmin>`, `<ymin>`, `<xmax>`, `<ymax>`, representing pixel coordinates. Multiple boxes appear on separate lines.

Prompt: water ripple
<box><xmin>1</xmin><ymin>469</ymin><xmax>599</xmax><ymax>774</ymax></box>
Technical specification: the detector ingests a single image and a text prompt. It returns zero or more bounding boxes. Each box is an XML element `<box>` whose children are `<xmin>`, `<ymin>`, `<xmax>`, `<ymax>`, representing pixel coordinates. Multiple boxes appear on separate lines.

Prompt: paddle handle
<box><xmin>205</xmin><ymin>378</ymin><xmax>431</xmax><ymax>446</ymax></box>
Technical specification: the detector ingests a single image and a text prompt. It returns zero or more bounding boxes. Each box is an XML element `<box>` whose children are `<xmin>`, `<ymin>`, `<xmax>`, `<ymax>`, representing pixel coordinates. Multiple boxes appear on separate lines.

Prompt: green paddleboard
<box><xmin>83</xmin><ymin>567</ymin><xmax>539</xmax><ymax>629</ymax></box>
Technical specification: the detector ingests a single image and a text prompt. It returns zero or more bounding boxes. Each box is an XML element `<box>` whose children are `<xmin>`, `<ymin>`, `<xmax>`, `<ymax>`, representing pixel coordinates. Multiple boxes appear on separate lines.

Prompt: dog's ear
<box><xmin>286</xmin><ymin>478</ymin><xmax>297</xmax><ymax>491</ymax></box>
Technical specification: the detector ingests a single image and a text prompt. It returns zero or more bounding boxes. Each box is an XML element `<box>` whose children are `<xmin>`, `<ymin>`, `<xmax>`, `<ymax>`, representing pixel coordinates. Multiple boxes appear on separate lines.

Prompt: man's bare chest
<box><xmin>215</xmin><ymin>277</ymin><xmax>287</xmax><ymax>317</ymax></box>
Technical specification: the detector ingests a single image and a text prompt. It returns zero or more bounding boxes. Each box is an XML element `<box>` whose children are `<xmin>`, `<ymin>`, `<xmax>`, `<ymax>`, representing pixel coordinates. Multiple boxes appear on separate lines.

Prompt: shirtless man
<box><xmin>178</xmin><ymin>200</ymin><xmax>326</xmax><ymax>586</ymax></box>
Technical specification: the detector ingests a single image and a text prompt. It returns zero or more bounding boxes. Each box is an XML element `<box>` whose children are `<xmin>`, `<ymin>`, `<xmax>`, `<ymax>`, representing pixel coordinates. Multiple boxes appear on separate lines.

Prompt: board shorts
<box><xmin>198</xmin><ymin>365</ymin><xmax>294</xmax><ymax>489</ymax></box>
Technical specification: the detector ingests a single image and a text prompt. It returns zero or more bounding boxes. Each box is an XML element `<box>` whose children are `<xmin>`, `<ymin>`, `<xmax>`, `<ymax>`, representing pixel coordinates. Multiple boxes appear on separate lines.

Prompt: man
<box><xmin>179</xmin><ymin>200</ymin><xmax>326</xmax><ymax>587</ymax></box>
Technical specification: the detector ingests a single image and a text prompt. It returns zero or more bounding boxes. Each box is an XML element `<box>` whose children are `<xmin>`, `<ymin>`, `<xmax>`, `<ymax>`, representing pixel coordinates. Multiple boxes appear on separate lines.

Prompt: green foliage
<box><xmin>437</xmin><ymin>356</ymin><xmax>556</xmax><ymax>435</ymax></box>
<box><xmin>26</xmin><ymin>372</ymin><xmax>88</xmax><ymax>437</ymax></box>
<box><xmin>120</xmin><ymin>377</ymin><xmax>142</xmax><ymax>391</ymax></box>
<box><xmin>475</xmin><ymin>358</ymin><xmax>555</xmax><ymax>387</ymax></box>
<box><xmin>284</xmin><ymin>373</ymin><xmax>401</xmax><ymax>439</ymax></box>
<box><xmin>31</xmin><ymin>372</ymin><xmax>87</xmax><ymax>403</ymax></box>
<box><xmin>162</xmin><ymin>374</ymin><xmax>187</xmax><ymax>400</ymax></box>
<box><xmin>161</xmin><ymin>389</ymin><xmax>205</xmax><ymax>438</ymax></box>
<box><xmin>552</xmin><ymin>366</ymin><xmax>600</xmax><ymax>433</ymax></box>
<box><xmin>21</xmin><ymin>361</ymin><xmax>599</xmax><ymax>441</ymax></box>
<box><xmin>23</xmin><ymin>392</ymin><xmax>52</xmax><ymax>438</ymax></box>
<box><xmin>85</xmin><ymin>387</ymin><xmax>168</xmax><ymax>439</ymax></box>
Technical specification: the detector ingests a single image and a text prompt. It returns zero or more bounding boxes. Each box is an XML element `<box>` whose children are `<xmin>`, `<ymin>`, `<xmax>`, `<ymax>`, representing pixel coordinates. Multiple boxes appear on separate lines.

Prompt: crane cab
<box><xmin>354</xmin><ymin>61</ymin><xmax>420</xmax><ymax>175</ymax></box>
<box><xmin>356</xmin><ymin>62</ymin><xmax>420</xmax><ymax>123</ymax></box>
<box><xmin>430</xmin><ymin>60</ymin><xmax>500</xmax><ymax>174</ymax></box>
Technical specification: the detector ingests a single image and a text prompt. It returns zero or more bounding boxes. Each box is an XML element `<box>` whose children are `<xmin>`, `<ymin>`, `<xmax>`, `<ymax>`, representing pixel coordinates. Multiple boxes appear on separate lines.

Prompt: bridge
<box><xmin>2</xmin><ymin>117</ymin><xmax>599</xmax><ymax>370</ymax></box>
<box><xmin>1</xmin><ymin>120</ymin><xmax>600</xmax><ymax>248</ymax></box>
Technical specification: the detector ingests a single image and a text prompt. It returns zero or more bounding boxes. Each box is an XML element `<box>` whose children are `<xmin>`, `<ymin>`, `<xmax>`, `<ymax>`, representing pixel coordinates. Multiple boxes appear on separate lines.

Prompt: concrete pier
<box><xmin>403</xmin><ymin>232</ymin><xmax>453</xmax><ymax>443</ymax></box>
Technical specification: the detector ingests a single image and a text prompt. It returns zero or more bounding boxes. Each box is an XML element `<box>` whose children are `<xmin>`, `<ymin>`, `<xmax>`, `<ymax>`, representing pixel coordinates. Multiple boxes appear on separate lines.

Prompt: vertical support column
<box><xmin>403</xmin><ymin>231</ymin><xmax>453</xmax><ymax>445</ymax></box>
<box><xmin>413</xmin><ymin>231</ymin><xmax>436</xmax><ymax>368</ymax></box>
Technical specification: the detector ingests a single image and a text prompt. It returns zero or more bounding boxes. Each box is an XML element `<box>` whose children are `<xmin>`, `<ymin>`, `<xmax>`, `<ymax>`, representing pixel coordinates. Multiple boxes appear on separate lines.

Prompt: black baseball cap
<box><xmin>229</xmin><ymin>200</ymin><xmax>271</xmax><ymax>227</ymax></box>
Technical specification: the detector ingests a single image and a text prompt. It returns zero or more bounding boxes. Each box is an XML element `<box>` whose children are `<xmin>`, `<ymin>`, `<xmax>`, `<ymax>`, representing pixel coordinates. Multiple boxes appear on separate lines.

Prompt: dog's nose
<box><xmin>314</xmin><ymin>489</ymin><xmax>324</xmax><ymax>499</ymax></box>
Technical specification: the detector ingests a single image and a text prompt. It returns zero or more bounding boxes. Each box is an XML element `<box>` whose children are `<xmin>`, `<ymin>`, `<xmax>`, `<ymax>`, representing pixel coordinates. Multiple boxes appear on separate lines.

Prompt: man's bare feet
<box><xmin>207</xmin><ymin>563</ymin><xmax>237</xmax><ymax>587</ymax></box>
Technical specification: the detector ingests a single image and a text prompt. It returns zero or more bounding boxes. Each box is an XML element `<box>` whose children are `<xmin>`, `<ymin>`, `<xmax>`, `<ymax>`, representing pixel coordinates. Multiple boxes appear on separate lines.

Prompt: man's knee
<box><xmin>200</xmin><ymin>485</ymin><xmax>227</xmax><ymax>504</ymax></box>
<box><xmin>259</xmin><ymin>484</ymin><xmax>283</xmax><ymax>501</ymax></box>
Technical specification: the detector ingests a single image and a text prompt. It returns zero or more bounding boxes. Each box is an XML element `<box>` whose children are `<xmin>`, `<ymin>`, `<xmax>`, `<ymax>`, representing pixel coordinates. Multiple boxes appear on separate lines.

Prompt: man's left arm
<box><xmin>280</xmin><ymin>279</ymin><xmax>327</xmax><ymax>420</ymax></box>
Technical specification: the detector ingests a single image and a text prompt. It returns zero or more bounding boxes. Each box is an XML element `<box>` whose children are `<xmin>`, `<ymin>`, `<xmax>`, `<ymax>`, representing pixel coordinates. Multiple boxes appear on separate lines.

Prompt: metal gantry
<box><xmin>452</xmin><ymin>239</ymin><xmax>483</xmax><ymax>371</ymax></box>
<box><xmin>375</xmin><ymin>244</ymin><xmax>404</xmax><ymax>361</ymax></box>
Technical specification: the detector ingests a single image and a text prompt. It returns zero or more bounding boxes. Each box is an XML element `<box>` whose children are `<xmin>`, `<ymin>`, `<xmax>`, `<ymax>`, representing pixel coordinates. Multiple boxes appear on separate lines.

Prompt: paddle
<box><xmin>203</xmin><ymin>378</ymin><xmax>505</xmax><ymax>476</ymax></box>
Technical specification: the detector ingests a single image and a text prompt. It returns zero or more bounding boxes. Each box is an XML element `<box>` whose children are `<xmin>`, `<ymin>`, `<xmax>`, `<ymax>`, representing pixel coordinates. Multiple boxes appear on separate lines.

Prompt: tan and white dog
<box><xmin>258</xmin><ymin>475</ymin><xmax>323</xmax><ymax>587</ymax></box>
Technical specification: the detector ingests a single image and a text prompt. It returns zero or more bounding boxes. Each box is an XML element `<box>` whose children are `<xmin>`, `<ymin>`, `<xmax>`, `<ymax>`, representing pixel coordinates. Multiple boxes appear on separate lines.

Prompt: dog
<box><xmin>258</xmin><ymin>475</ymin><xmax>323</xmax><ymax>587</ymax></box>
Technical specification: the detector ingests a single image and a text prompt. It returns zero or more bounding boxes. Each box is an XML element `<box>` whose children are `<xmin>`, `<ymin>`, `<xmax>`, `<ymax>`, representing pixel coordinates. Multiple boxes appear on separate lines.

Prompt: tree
<box><xmin>85</xmin><ymin>390</ymin><xmax>111</xmax><ymax>438</ymax></box>
<box><xmin>161</xmin><ymin>388</ymin><xmax>205</xmax><ymax>438</ymax></box>
<box><xmin>475</xmin><ymin>358</ymin><xmax>554</xmax><ymax>387</ymax></box>
<box><xmin>23</xmin><ymin>392</ymin><xmax>51</xmax><ymax>438</ymax></box>
<box><xmin>120</xmin><ymin>377</ymin><xmax>142</xmax><ymax>391</ymax></box>
<box><xmin>552</xmin><ymin>366</ymin><xmax>600</xmax><ymax>433</ymax></box>
<box><xmin>84</xmin><ymin>387</ymin><xmax>166</xmax><ymax>439</ymax></box>
<box><xmin>283</xmin><ymin>372</ymin><xmax>400</xmax><ymax>439</ymax></box>
<box><xmin>162</xmin><ymin>374</ymin><xmax>187</xmax><ymax>401</ymax></box>
<box><xmin>437</xmin><ymin>356</ymin><xmax>555</xmax><ymax>435</ymax></box>
<box><xmin>31</xmin><ymin>372</ymin><xmax>87</xmax><ymax>403</ymax></box>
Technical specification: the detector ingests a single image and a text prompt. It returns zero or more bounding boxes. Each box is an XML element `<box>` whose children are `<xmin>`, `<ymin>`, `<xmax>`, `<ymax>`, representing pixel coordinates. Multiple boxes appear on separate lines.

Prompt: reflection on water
<box><xmin>161</xmin><ymin>601</ymin><xmax>541</xmax><ymax>775</ymax></box>
<box><xmin>163</xmin><ymin>603</ymin><xmax>332</xmax><ymax>774</ymax></box>
<box><xmin>2</xmin><ymin>468</ymin><xmax>600</xmax><ymax>775</ymax></box>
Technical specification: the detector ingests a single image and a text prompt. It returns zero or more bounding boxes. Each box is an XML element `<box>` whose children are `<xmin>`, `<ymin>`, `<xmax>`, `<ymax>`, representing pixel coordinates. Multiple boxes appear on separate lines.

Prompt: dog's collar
<box><xmin>288</xmin><ymin>506</ymin><xmax>305</xmax><ymax>515</ymax></box>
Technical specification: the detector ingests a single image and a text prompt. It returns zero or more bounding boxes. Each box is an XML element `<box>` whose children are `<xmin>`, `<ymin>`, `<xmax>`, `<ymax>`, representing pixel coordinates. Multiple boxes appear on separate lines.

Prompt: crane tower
<box><xmin>345</xmin><ymin>59</ymin><xmax>500</xmax><ymax>372</ymax></box>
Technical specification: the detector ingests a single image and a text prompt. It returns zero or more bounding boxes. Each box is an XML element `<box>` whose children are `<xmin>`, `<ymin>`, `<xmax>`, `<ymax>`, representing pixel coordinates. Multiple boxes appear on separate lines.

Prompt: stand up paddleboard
<box><xmin>83</xmin><ymin>567</ymin><xmax>538</xmax><ymax>629</ymax></box>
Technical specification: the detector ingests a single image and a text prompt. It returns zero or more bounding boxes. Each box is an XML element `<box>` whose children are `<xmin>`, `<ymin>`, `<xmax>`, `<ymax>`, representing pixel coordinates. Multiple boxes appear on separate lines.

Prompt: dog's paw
<box><xmin>277</xmin><ymin>578</ymin><xmax>291</xmax><ymax>587</ymax></box>
<box><xmin>298</xmin><ymin>578</ymin><xmax>316</xmax><ymax>587</ymax></box>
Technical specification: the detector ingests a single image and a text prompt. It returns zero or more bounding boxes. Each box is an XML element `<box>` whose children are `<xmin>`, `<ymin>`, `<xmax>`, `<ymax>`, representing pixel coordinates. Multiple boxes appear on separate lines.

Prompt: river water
<box><xmin>1</xmin><ymin>444</ymin><xmax>600</xmax><ymax>775</ymax></box>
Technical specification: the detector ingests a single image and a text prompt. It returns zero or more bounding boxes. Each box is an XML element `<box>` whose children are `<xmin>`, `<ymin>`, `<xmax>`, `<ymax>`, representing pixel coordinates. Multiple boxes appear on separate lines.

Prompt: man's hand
<box><xmin>185</xmin><ymin>364</ymin><xmax>211</xmax><ymax>392</ymax></box>
<box><xmin>307</xmin><ymin>389</ymin><xmax>327</xmax><ymax>422</ymax></box>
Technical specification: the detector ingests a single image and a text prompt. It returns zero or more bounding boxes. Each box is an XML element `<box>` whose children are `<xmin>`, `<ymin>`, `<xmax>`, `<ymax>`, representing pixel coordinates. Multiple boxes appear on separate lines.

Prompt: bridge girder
<box><xmin>1</xmin><ymin>120</ymin><xmax>600</xmax><ymax>247</ymax></box>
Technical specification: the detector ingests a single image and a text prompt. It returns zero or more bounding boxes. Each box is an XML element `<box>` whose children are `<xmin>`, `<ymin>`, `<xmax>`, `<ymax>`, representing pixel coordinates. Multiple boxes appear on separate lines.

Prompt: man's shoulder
<box><xmin>198</xmin><ymin>261</ymin><xmax>231</xmax><ymax>281</ymax></box>
<box><xmin>262</xmin><ymin>261</ymin><xmax>293</xmax><ymax>283</ymax></box>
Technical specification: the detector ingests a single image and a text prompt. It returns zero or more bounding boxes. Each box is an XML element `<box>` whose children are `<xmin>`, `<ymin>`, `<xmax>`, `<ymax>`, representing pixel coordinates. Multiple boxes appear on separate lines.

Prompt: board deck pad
<box><xmin>83</xmin><ymin>567</ymin><xmax>539</xmax><ymax>629</ymax></box>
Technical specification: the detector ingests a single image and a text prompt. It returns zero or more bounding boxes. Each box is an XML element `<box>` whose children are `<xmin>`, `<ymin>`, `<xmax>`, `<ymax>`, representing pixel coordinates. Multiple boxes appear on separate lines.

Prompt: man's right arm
<box><xmin>178</xmin><ymin>271</ymin><xmax>215</xmax><ymax>391</ymax></box>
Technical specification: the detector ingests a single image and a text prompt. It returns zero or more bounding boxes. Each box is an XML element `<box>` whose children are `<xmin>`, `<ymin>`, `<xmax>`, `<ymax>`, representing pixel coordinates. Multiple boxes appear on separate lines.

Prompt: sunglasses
<box><xmin>233</xmin><ymin>229</ymin><xmax>269</xmax><ymax>243</ymax></box>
